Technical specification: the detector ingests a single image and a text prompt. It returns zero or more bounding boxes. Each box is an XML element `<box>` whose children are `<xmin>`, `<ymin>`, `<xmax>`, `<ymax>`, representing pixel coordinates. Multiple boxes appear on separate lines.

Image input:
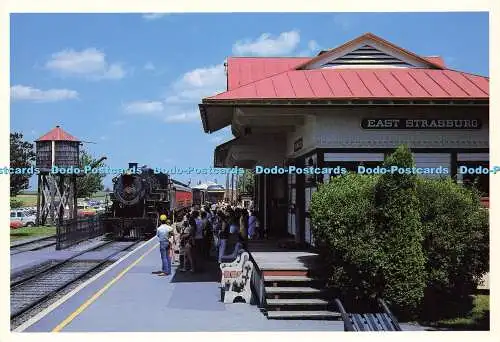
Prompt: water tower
<box><xmin>35</xmin><ymin>126</ymin><xmax>80</xmax><ymax>225</ymax></box>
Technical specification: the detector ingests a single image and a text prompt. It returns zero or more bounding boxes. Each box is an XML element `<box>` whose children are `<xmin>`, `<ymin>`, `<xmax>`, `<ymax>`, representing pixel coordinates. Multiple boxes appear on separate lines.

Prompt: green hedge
<box><xmin>416</xmin><ymin>177</ymin><xmax>489</xmax><ymax>319</ymax></box>
<box><xmin>310</xmin><ymin>173</ymin><xmax>382</xmax><ymax>306</ymax></box>
<box><xmin>310</xmin><ymin>145</ymin><xmax>489</xmax><ymax>320</ymax></box>
<box><xmin>10</xmin><ymin>198</ymin><xmax>23</xmax><ymax>209</ymax></box>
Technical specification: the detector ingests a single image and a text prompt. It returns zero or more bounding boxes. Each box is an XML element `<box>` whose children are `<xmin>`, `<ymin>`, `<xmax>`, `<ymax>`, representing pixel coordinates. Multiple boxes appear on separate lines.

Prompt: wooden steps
<box><xmin>265</xmin><ymin>287</ymin><xmax>322</xmax><ymax>294</ymax></box>
<box><xmin>262</xmin><ymin>272</ymin><xmax>341</xmax><ymax>321</ymax></box>
<box><xmin>267</xmin><ymin>310</ymin><xmax>341</xmax><ymax>320</ymax></box>
<box><xmin>249</xmin><ymin>250</ymin><xmax>341</xmax><ymax>321</ymax></box>
<box><xmin>264</xmin><ymin>275</ymin><xmax>314</xmax><ymax>282</ymax></box>
<box><xmin>267</xmin><ymin>298</ymin><xmax>330</xmax><ymax>306</ymax></box>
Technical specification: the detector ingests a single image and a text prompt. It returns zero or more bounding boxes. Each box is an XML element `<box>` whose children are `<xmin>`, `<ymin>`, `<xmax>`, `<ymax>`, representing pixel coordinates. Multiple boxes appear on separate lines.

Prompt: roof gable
<box><xmin>36</xmin><ymin>126</ymin><xmax>80</xmax><ymax>142</ymax></box>
<box><xmin>298</xmin><ymin>32</ymin><xmax>443</xmax><ymax>70</ymax></box>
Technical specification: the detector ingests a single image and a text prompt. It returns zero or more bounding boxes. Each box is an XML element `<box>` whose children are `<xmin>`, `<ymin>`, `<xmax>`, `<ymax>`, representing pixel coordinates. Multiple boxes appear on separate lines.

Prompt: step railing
<box><xmin>334</xmin><ymin>298</ymin><xmax>402</xmax><ymax>331</ymax></box>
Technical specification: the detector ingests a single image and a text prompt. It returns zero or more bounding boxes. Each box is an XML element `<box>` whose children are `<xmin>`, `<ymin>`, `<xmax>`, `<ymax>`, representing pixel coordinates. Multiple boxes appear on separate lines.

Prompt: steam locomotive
<box><xmin>102</xmin><ymin>163</ymin><xmax>193</xmax><ymax>240</ymax></box>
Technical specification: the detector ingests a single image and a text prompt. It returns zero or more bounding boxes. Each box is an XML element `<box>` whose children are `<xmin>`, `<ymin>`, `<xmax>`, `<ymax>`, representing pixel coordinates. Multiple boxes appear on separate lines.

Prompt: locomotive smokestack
<box><xmin>129</xmin><ymin>162</ymin><xmax>138</xmax><ymax>169</ymax></box>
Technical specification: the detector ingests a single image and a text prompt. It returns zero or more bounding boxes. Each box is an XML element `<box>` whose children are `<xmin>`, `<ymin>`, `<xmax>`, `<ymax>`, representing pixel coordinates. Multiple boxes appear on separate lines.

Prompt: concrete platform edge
<box><xmin>13</xmin><ymin>237</ymin><xmax>156</xmax><ymax>332</ymax></box>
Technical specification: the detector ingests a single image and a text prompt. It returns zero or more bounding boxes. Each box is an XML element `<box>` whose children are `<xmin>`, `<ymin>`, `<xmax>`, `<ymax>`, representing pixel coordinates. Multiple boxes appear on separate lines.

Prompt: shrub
<box><xmin>10</xmin><ymin>197</ymin><xmax>23</xmax><ymax>209</ymax></box>
<box><xmin>310</xmin><ymin>173</ymin><xmax>382</xmax><ymax>307</ymax></box>
<box><xmin>416</xmin><ymin>177</ymin><xmax>489</xmax><ymax>320</ymax></box>
<box><xmin>311</xmin><ymin>145</ymin><xmax>489</xmax><ymax>320</ymax></box>
<box><xmin>311</xmin><ymin>145</ymin><xmax>491</xmax><ymax>320</ymax></box>
<box><xmin>372</xmin><ymin>145</ymin><xmax>426</xmax><ymax>317</ymax></box>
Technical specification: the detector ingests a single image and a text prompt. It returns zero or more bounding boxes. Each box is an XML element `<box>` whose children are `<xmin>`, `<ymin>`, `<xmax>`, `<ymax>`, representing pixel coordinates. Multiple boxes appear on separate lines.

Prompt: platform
<box><xmin>15</xmin><ymin>237</ymin><xmax>425</xmax><ymax>332</ymax></box>
<box><xmin>16</xmin><ymin>238</ymin><xmax>341</xmax><ymax>332</ymax></box>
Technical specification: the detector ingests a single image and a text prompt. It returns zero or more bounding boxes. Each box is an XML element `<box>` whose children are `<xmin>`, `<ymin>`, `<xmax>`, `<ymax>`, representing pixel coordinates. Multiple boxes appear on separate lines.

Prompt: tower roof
<box><xmin>36</xmin><ymin>126</ymin><xmax>80</xmax><ymax>142</ymax></box>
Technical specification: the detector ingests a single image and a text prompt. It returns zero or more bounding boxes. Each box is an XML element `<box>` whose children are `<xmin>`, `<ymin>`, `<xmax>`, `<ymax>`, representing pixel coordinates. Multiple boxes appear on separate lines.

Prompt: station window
<box><xmin>323</xmin><ymin>160</ymin><xmax>384</xmax><ymax>181</ymax></box>
<box><xmin>457</xmin><ymin>161</ymin><xmax>489</xmax><ymax>197</ymax></box>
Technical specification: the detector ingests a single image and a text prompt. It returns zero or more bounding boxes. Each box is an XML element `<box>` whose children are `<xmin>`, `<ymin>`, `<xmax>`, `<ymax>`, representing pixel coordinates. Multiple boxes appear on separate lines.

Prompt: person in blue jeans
<box><xmin>152</xmin><ymin>214</ymin><xmax>173</xmax><ymax>276</ymax></box>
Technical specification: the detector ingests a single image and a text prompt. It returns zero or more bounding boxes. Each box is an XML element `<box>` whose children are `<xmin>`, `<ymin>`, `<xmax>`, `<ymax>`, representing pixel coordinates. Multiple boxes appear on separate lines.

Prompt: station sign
<box><xmin>361</xmin><ymin>118</ymin><xmax>482</xmax><ymax>129</ymax></box>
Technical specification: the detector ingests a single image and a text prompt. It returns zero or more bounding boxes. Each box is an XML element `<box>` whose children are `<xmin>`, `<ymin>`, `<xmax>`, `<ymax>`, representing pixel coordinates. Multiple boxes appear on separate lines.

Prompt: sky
<box><xmin>10</xmin><ymin>12</ymin><xmax>489</xmax><ymax>189</ymax></box>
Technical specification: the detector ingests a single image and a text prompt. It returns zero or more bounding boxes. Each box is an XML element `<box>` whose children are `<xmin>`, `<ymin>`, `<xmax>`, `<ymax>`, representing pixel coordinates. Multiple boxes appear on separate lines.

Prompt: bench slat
<box><xmin>351</xmin><ymin>314</ymin><xmax>366</xmax><ymax>331</ymax></box>
<box><xmin>377</xmin><ymin>312</ymin><xmax>395</xmax><ymax>331</ymax></box>
<box><xmin>365</xmin><ymin>313</ymin><xmax>381</xmax><ymax>331</ymax></box>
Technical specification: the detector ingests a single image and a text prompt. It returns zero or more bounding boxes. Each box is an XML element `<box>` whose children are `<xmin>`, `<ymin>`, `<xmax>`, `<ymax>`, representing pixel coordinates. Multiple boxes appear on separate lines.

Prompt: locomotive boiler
<box><xmin>102</xmin><ymin>162</ymin><xmax>193</xmax><ymax>240</ymax></box>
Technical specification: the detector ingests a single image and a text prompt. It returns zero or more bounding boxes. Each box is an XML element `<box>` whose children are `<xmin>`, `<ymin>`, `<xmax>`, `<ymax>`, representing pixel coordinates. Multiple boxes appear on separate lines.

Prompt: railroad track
<box><xmin>10</xmin><ymin>235</ymin><xmax>57</xmax><ymax>255</ymax></box>
<box><xmin>10</xmin><ymin>240</ymin><xmax>141</xmax><ymax>320</ymax></box>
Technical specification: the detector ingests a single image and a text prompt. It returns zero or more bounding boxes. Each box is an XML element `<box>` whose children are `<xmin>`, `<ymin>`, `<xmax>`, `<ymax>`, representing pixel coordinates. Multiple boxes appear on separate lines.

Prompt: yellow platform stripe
<box><xmin>52</xmin><ymin>242</ymin><xmax>158</xmax><ymax>332</ymax></box>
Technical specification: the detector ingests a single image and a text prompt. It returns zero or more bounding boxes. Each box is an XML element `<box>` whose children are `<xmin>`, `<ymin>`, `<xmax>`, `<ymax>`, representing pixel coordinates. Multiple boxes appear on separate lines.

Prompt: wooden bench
<box><xmin>335</xmin><ymin>298</ymin><xmax>402</xmax><ymax>331</ymax></box>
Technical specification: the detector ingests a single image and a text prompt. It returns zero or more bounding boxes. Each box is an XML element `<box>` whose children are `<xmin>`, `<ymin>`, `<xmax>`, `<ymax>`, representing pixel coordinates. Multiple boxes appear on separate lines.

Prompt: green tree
<box><xmin>76</xmin><ymin>150</ymin><xmax>106</xmax><ymax>198</ymax></box>
<box><xmin>10</xmin><ymin>132</ymin><xmax>36</xmax><ymax>196</ymax></box>
<box><xmin>237</xmin><ymin>169</ymin><xmax>254</xmax><ymax>193</ymax></box>
<box><xmin>373</xmin><ymin>145</ymin><xmax>426</xmax><ymax>317</ymax></box>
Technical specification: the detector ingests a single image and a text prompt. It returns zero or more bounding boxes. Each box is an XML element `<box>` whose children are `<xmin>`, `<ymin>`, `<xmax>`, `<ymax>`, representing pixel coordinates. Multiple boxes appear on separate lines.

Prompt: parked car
<box><xmin>10</xmin><ymin>220</ymin><xmax>24</xmax><ymax>229</ymax></box>
<box><xmin>10</xmin><ymin>210</ymin><xmax>36</xmax><ymax>227</ymax></box>
<box><xmin>77</xmin><ymin>204</ymin><xmax>97</xmax><ymax>217</ymax></box>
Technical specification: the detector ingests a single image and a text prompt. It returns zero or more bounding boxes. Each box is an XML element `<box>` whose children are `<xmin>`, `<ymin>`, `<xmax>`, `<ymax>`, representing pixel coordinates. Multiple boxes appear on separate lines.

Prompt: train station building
<box><xmin>198</xmin><ymin>32</ymin><xmax>489</xmax><ymax>245</ymax></box>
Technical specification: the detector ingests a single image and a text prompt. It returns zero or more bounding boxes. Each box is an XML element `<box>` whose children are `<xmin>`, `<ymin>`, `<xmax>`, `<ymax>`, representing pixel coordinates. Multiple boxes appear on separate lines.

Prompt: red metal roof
<box><xmin>227</xmin><ymin>56</ymin><xmax>447</xmax><ymax>91</ymax></box>
<box><xmin>227</xmin><ymin>57</ymin><xmax>310</xmax><ymax>90</ymax></box>
<box><xmin>206</xmin><ymin>68</ymin><xmax>488</xmax><ymax>101</ymax></box>
<box><xmin>424</xmin><ymin>57</ymin><xmax>446</xmax><ymax>68</ymax></box>
<box><xmin>36</xmin><ymin>126</ymin><xmax>80</xmax><ymax>142</ymax></box>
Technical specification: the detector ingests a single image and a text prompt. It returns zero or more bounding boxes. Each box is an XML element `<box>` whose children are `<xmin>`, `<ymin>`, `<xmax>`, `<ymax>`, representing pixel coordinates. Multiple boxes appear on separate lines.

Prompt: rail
<box><xmin>11</xmin><ymin>241</ymin><xmax>139</xmax><ymax>321</ymax></box>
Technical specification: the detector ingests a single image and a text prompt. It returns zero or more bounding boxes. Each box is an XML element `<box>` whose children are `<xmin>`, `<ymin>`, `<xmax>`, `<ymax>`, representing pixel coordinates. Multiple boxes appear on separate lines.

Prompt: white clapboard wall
<box><xmin>413</xmin><ymin>153</ymin><xmax>451</xmax><ymax>178</ymax></box>
<box><xmin>324</xmin><ymin>153</ymin><xmax>385</xmax><ymax>162</ymax></box>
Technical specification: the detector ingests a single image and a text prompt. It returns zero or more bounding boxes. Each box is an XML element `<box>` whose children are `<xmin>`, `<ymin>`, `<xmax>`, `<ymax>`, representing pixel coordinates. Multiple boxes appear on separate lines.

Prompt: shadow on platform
<box><xmin>171</xmin><ymin>259</ymin><xmax>221</xmax><ymax>283</ymax></box>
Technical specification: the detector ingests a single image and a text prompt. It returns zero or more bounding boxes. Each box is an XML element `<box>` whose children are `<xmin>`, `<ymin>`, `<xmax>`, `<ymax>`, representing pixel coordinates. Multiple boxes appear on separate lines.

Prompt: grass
<box><xmin>11</xmin><ymin>191</ymin><xmax>111</xmax><ymax>208</ymax></box>
<box><xmin>10</xmin><ymin>225</ymin><xmax>56</xmax><ymax>242</ymax></box>
<box><xmin>420</xmin><ymin>294</ymin><xmax>490</xmax><ymax>330</ymax></box>
<box><xmin>13</xmin><ymin>194</ymin><xmax>38</xmax><ymax>207</ymax></box>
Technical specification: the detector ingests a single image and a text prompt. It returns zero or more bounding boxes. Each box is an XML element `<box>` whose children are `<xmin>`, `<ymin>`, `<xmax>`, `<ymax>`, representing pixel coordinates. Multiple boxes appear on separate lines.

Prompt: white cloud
<box><xmin>45</xmin><ymin>48</ymin><xmax>126</xmax><ymax>80</ymax></box>
<box><xmin>297</xmin><ymin>40</ymin><xmax>322</xmax><ymax>57</ymax></box>
<box><xmin>144</xmin><ymin>62</ymin><xmax>155</xmax><ymax>70</ymax></box>
<box><xmin>232</xmin><ymin>30</ymin><xmax>301</xmax><ymax>56</ymax></box>
<box><xmin>120</xmin><ymin>31</ymin><xmax>321</xmax><ymax>126</ymax></box>
<box><xmin>164</xmin><ymin>110</ymin><xmax>199</xmax><ymax>123</ymax></box>
<box><xmin>142</xmin><ymin>13</ymin><xmax>168</xmax><ymax>21</ymax></box>
<box><xmin>308</xmin><ymin>40</ymin><xmax>320</xmax><ymax>51</ymax></box>
<box><xmin>123</xmin><ymin>101</ymin><xmax>164</xmax><ymax>114</ymax></box>
<box><xmin>123</xmin><ymin>63</ymin><xmax>224</xmax><ymax>124</ymax></box>
<box><xmin>165</xmin><ymin>63</ymin><xmax>226</xmax><ymax>105</ymax></box>
<box><xmin>10</xmin><ymin>85</ymin><xmax>79</xmax><ymax>102</ymax></box>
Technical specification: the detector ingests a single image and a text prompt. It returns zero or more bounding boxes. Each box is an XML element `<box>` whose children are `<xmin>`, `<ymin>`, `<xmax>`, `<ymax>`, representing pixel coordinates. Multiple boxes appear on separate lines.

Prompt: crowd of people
<box><xmin>153</xmin><ymin>201</ymin><xmax>263</xmax><ymax>277</ymax></box>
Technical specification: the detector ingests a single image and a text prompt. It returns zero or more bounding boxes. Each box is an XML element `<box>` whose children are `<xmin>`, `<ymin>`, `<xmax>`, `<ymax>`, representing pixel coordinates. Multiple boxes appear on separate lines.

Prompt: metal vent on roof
<box><xmin>322</xmin><ymin>45</ymin><xmax>412</xmax><ymax>67</ymax></box>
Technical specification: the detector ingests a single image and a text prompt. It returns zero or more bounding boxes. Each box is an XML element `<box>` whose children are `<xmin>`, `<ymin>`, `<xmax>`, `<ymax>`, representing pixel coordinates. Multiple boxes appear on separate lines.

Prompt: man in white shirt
<box><xmin>153</xmin><ymin>214</ymin><xmax>174</xmax><ymax>276</ymax></box>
